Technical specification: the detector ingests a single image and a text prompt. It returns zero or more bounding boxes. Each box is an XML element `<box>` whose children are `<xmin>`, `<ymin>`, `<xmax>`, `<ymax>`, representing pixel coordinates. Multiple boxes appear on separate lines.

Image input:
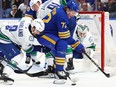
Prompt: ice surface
<box><xmin>0</xmin><ymin>53</ymin><xmax>116</xmax><ymax>87</ymax></box>
<box><xmin>1</xmin><ymin>21</ymin><xmax>116</xmax><ymax>87</ymax></box>
<box><xmin>0</xmin><ymin>71</ymin><xmax>116</xmax><ymax>87</ymax></box>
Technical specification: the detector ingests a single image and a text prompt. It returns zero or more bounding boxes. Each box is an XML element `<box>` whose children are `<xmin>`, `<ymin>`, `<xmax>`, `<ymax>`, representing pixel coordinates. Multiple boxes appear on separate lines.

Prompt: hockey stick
<box><xmin>0</xmin><ymin>56</ymin><xmax>48</xmax><ymax>77</ymax></box>
<box><xmin>83</xmin><ymin>52</ymin><xmax>110</xmax><ymax>78</ymax></box>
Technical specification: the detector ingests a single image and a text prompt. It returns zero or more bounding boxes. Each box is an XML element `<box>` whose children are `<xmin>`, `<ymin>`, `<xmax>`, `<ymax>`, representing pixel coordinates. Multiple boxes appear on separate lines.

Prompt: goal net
<box><xmin>76</xmin><ymin>11</ymin><xmax>116</xmax><ymax>75</ymax></box>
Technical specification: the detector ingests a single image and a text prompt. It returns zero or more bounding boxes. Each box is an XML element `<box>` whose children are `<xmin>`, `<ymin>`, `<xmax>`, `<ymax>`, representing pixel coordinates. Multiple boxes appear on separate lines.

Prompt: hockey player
<box><xmin>25</xmin><ymin>0</ymin><xmax>42</xmax><ymax>19</ymax></box>
<box><xmin>36</xmin><ymin>0</ymin><xmax>78</xmax><ymax>76</ymax></box>
<box><xmin>0</xmin><ymin>18</ymin><xmax>49</xmax><ymax>84</ymax></box>
<box><xmin>73</xmin><ymin>24</ymin><xmax>98</xmax><ymax>72</ymax></box>
<box><xmin>36</xmin><ymin>0</ymin><xmax>85</xmax><ymax>84</ymax></box>
<box><xmin>23</xmin><ymin>0</ymin><xmax>78</xmax><ymax>76</ymax></box>
<box><xmin>21</xmin><ymin>0</ymin><xmax>42</xmax><ymax>64</ymax></box>
<box><xmin>37</xmin><ymin>0</ymin><xmax>78</xmax><ymax>20</ymax></box>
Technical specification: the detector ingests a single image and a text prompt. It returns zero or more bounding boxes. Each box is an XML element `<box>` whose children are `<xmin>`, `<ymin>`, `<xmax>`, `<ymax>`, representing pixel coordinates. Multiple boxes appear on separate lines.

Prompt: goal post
<box><xmin>78</xmin><ymin>11</ymin><xmax>105</xmax><ymax>70</ymax></box>
<box><xmin>77</xmin><ymin>11</ymin><xmax>116</xmax><ymax>75</ymax></box>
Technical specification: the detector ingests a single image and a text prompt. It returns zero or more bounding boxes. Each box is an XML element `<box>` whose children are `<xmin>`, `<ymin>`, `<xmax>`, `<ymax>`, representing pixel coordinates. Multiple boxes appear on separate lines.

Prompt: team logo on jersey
<box><xmin>29</xmin><ymin>36</ymin><xmax>34</xmax><ymax>41</ymax></box>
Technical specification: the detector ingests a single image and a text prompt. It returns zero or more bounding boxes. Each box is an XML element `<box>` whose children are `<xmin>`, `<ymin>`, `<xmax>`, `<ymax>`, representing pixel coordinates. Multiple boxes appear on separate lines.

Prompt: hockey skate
<box><xmin>53</xmin><ymin>71</ymin><xmax>69</xmax><ymax>84</ymax></box>
<box><xmin>65</xmin><ymin>58</ymin><xmax>76</xmax><ymax>74</ymax></box>
<box><xmin>38</xmin><ymin>66</ymin><xmax>54</xmax><ymax>78</ymax></box>
<box><xmin>0</xmin><ymin>73</ymin><xmax>14</xmax><ymax>85</ymax></box>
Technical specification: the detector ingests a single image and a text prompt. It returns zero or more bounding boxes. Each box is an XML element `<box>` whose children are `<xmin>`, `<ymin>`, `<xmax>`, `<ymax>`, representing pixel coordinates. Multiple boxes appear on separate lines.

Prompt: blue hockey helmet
<box><xmin>66</xmin><ymin>0</ymin><xmax>79</xmax><ymax>12</ymax></box>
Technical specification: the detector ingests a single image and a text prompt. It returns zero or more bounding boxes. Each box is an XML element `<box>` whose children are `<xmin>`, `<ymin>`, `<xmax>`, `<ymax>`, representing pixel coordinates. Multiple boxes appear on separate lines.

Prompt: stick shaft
<box><xmin>84</xmin><ymin>52</ymin><xmax>110</xmax><ymax>78</ymax></box>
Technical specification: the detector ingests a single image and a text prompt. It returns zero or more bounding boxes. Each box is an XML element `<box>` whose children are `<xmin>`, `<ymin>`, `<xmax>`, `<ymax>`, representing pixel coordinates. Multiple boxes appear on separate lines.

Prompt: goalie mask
<box><xmin>76</xmin><ymin>24</ymin><xmax>89</xmax><ymax>40</ymax></box>
<box><xmin>31</xmin><ymin>18</ymin><xmax>45</xmax><ymax>32</ymax></box>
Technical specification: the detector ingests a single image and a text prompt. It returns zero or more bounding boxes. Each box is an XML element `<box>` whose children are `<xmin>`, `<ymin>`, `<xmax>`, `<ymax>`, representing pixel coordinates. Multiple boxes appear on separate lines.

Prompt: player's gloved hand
<box><xmin>75</xmin><ymin>42</ymin><xmax>85</xmax><ymax>53</ymax></box>
<box><xmin>41</xmin><ymin>46</ymin><xmax>51</xmax><ymax>53</ymax></box>
<box><xmin>85</xmin><ymin>48</ymin><xmax>91</xmax><ymax>55</ymax></box>
<box><xmin>30</xmin><ymin>45</ymin><xmax>51</xmax><ymax>53</ymax></box>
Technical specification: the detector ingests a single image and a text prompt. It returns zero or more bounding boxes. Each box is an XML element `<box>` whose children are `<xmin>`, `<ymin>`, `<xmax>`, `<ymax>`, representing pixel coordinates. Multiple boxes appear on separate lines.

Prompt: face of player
<box><xmin>66</xmin><ymin>9</ymin><xmax>77</xmax><ymax>19</ymax></box>
<box><xmin>78</xmin><ymin>31</ymin><xmax>86</xmax><ymax>38</ymax></box>
<box><xmin>32</xmin><ymin>2</ymin><xmax>41</xmax><ymax>11</ymax></box>
<box><xmin>31</xmin><ymin>27</ymin><xmax>41</xmax><ymax>36</ymax></box>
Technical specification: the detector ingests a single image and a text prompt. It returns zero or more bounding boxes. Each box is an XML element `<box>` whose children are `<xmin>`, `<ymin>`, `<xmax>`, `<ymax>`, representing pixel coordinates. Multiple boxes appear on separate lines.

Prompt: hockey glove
<box><xmin>74</xmin><ymin>42</ymin><xmax>85</xmax><ymax>53</ymax></box>
<box><xmin>86</xmin><ymin>44</ymin><xmax>96</xmax><ymax>51</ymax></box>
<box><xmin>41</xmin><ymin>46</ymin><xmax>51</xmax><ymax>53</ymax></box>
<box><xmin>25</xmin><ymin>45</ymin><xmax>50</xmax><ymax>54</ymax></box>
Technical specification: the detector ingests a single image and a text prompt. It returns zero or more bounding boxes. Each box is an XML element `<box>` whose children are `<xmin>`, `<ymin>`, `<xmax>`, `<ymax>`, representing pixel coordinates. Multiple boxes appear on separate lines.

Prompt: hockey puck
<box><xmin>71</xmin><ymin>83</ymin><xmax>76</xmax><ymax>86</ymax></box>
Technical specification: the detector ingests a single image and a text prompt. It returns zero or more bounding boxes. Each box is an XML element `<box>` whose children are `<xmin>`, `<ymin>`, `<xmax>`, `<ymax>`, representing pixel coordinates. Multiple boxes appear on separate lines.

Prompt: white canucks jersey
<box><xmin>17</xmin><ymin>17</ymin><xmax>34</xmax><ymax>51</ymax></box>
<box><xmin>0</xmin><ymin>24</ymin><xmax>20</xmax><ymax>44</ymax></box>
<box><xmin>0</xmin><ymin>17</ymin><xmax>34</xmax><ymax>51</ymax></box>
<box><xmin>37</xmin><ymin>0</ymin><xmax>60</xmax><ymax>19</ymax></box>
<box><xmin>73</xmin><ymin>31</ymin><xmax>95</xmax><ymax>48</ymax></box>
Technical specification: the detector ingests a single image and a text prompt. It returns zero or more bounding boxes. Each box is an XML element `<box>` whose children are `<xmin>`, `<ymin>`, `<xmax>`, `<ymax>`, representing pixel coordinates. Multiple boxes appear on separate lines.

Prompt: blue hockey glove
<box><xmin>75</xmin><ymin>43</ymin><xmax>85</xmax><ymax>53</ymax></box>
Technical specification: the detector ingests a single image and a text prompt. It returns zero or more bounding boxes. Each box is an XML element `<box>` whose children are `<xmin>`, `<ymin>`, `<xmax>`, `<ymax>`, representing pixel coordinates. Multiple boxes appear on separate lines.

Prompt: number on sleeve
<box><xmin>47</xmin><ymin>2</ymin><xmax>59</xmax><ymax>10</ymax></box>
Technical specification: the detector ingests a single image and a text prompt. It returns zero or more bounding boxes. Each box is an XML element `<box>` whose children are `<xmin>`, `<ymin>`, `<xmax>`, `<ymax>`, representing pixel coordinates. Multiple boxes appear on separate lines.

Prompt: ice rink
<box><xmin>0</xmin><ymin>53</ymin><xmax>116</xmax><ymax>87</ymax></box>
<box><xmin>0</xmin><ymin>68</ymin><xmax>116</xmax><ymax>87</ymax></box>
<box><xmin>0</xmin><ymin>21</ymin><xmax>116</xmax><ymax>87</ymax></box>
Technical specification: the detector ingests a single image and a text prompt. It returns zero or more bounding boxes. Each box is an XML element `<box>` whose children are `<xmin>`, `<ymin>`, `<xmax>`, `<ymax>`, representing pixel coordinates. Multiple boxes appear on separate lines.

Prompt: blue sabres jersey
<box><xmin>42</xmin><ymin>5</ymin><xmax>76</xmax><ymax>38</ymax></box>
<box><xmin>42</xmin><ymin>6</ymin><xmax>70</xmax><ymax>39</ymax></box>
<box><xmin>24</xmin><ymin>2</ymin><xmax>37</xmax><ymax>19</ymax></box>
<box><xmin>69</xmin><ymin>17</ymin><xmax>76</xmax><ymax>37</ymax></box>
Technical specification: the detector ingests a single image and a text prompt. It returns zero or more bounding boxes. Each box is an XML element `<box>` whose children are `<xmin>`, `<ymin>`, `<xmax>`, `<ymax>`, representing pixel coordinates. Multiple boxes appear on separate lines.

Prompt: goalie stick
<box><xmin>83</xmin><ymin>52</ymin><xmax>110</xmax><ymax>78</ymax></box>
<box><xmin>0</xmin><ymin>56</ymin><xmax>48</xmax><ymax>77</ymax></box>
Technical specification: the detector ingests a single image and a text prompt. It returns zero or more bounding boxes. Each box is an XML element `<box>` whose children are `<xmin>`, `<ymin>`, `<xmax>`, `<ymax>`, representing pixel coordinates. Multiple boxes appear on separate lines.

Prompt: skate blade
<box><xmin>53</xmin><ymin>79</ymin><xmax>66</xmax><ymax>84</ymax></box>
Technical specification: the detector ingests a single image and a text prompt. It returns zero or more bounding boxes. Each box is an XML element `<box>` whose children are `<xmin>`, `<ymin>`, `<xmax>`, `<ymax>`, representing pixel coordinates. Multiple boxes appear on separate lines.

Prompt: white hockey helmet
<box><xmin>30</xmin><ymin>0</ymin><xmax>42</xmax><ymax>10</ymax></box>
<box><xmin>31</xmin><ymin>18</ymin><xmax>45</xmax><ymax>32</ymax></box>
<box><xmin>76</xmin><ymin>24</ymin><xmax>89</xmax><ymax>38</ymax></box>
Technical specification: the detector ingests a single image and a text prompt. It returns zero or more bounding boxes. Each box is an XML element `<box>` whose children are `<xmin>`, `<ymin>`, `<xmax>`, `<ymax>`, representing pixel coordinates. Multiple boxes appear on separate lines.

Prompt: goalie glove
<box><xmin>85</xmin><ymin>46</ymin><xmax>95</xmax><ymax>58</ymax></box>
<box><xmin>86</xmin><ymin>44</ymin><xmax>96</xmax><ymax>51</ymax></box>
